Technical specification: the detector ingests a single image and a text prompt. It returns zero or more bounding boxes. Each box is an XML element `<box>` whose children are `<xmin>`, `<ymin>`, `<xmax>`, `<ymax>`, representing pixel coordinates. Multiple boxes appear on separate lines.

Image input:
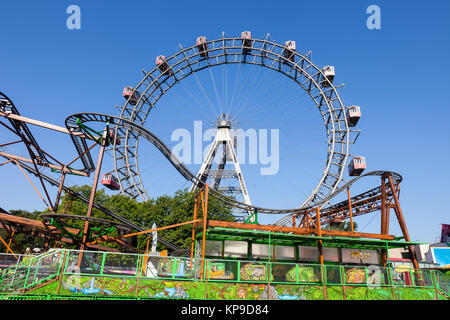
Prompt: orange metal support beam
<box><xmin>315</xmin><ymin>207</ymin><xmax>324</xmax><ymax>265</ymax></box>
<box><xmin>347</xmin><ymin>187</ymin><xmax>354</xmax><ymax>232</ymax></box>
<box><xmin>12</xmin><ymin>160</ymin><xmax>54</xmax><ymax>212</ymax></box>
<box><xmin>206</xmin><ymin>220</ymin><xmax>395</xmax><ymax>240</ymax></box>
<box><xmin>0</xmin><ymin>233</ymin><xmax>16</xmax><ymax>258</ymax></box>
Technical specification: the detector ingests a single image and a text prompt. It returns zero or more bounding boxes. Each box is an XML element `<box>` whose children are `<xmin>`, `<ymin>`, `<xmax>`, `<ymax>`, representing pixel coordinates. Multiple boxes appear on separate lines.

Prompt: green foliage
<box><xmin>0</xmin><ymin>210</ymin><xmax>46</xmax><ymax>254</ymax></box>
<box><xmin>325</xmin><ymin>221</ymin><xmax>358</xmax><ymax>232</ymax></box>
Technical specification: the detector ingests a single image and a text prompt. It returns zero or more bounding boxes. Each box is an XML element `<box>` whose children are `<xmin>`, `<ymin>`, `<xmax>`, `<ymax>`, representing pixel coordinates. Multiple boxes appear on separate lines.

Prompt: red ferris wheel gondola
<box><xmin>101</xmin><ymin>173</ymin><xmax>120</xmax><ymax>191</ymax></box>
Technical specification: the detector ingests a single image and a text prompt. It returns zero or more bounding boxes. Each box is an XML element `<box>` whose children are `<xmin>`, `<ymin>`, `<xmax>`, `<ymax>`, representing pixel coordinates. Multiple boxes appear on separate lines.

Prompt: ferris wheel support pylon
<box><xmin>189</xmin><ymin>114</ymin><xmax>253</xmax><ymax>221</ymax></box>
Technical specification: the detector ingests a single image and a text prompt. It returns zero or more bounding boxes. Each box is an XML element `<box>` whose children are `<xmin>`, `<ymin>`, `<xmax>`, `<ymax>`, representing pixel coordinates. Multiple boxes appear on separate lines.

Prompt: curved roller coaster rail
<box><xmin>67</xmin><ymin>112</ymin><xmax>403</xmax><ymax>219</ymax></box>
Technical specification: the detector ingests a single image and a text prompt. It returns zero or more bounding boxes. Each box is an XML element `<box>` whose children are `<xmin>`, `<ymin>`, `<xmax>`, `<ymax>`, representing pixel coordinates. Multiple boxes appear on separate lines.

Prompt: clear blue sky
<box><xmin>0</xmin><ymin>0</ymin><xmax>449</xmax><ymax>244</ymax></box>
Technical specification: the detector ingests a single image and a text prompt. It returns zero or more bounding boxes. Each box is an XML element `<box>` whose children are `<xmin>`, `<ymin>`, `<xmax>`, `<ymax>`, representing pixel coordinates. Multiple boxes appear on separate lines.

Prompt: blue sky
<box><xmin>0</xmin><ymin>0</ymin><xmax>449</xmax><ymax>244</ymax></box>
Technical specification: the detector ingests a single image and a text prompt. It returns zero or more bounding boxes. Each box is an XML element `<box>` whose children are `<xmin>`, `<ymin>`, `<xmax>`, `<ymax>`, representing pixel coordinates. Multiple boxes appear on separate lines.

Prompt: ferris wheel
<box><xmin>111</xmin><ymin>31</ymin><xmax>364</xmax><ymax>217</ymax></box>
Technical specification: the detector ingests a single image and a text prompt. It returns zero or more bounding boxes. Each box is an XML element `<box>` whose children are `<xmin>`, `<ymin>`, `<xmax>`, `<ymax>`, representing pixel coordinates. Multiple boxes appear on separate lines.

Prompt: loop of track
<box><xmin>66</xmin><ymin>112</ymin><xmax>401</xmax><ymax>218</ymax></box>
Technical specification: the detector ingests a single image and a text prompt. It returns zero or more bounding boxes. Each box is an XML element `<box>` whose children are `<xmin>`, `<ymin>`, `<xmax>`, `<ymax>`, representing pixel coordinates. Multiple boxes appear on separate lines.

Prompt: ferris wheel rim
<box><xmin>112</xmin><ymin>33</ymin><xmax>355</xmax><ymax>209</ymax></box>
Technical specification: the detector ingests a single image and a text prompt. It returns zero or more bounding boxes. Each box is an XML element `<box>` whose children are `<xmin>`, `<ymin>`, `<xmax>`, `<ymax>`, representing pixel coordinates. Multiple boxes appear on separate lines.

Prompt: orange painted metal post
<box><xmin>381</xmin><ymin>176</ymin><xmax>387</xmax><ymax>234</ymax></box>
<box><xmin>347</xmin><ymin>187</ymin><xmax>354</xmax><ymax>232</ymax></box>
<box><xmin>387</xmin><ymin>175</ymin><xmax>420</xmax><ymax>271</ymax></box>
<box><xmin>380</xmin><ymin>176</ymin><xmax>388</xmax><ymax>267</ymax></box>
<box><xmin>53</xmin><ymin>171</ymin><xmax>66</xmax><ymax>213</ymax></box>
<box><xmin>7</xmin><ymin>230</ymin><xmax>14</xmax><ymax>248</ymax></box>
<box><xmin>145</xmin><ymin>236</ymin><xmax>150</xmax><ymax>252</ymax></box>
<box><xmin>190</xmin><ymin>197</ymin><xmax>199</xmax><ymax>266</ymax></box>
<box><xmin>200</xmin><ymin>184</ymin><xmax>209</xmax><ymax>280</ymax></box>
<box><xmin>0</xmin><ymin>234</ymin><xmax>16</xmax><ymax>258</ymax></box>
<box><xmin>13</xmin><ymin>160</ymin><xmax>53</xmax><ymax>212</ymax></box>
<box><xmin>315</xmin><ymin>207</ymin><xmax>324</xmax><ymax>265</ymax></box>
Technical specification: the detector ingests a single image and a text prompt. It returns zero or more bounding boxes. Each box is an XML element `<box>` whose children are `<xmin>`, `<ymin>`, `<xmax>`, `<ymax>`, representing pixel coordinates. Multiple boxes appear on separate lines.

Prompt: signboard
<box><xmin>342</xmin><ymin>249</ymin><xmax>378</xmax><ymax>264</ymax></box>
<box><xmin>341</xmin><ymin>249</ymin><xmax>363</xmax><ymax>264</ymax></box>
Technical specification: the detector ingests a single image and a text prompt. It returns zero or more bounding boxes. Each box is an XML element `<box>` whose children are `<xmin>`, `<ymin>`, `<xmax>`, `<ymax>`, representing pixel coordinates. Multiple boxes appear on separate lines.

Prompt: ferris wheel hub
<box><xmin>217</xmin><ymin>113</ymin><xmax>232</xmax><ymax>129</ymax></box>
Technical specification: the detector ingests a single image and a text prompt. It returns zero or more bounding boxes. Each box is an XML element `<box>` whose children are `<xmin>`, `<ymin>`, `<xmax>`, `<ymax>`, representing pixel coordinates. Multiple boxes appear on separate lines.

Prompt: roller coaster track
<box><xmin>0</xmin><ymin>94</ymin><xmax>403</xmax><ymax>241</ymax></box>
<box><xmin>0</xmin><ymin>92</ymin><xmax>95</xmax><ymax>174</ymax></box>
<box><xmin>67</xmin><ymin>113</ymin><xmax>403</xmax><ymax>221</ymax></box>
<box><xmin>0</xmin><ymin>94</ymin><xmax>180</xmax><ymax>251</ymax></box>
<box><xmin>0</xmin><ymin>93</ymin><xmax>49</xmax><ymax>165</ymax></box>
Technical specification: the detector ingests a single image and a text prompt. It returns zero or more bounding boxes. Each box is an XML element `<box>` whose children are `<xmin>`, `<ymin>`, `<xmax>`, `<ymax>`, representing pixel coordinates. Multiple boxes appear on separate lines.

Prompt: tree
<box><xmin>325</xmin><ymin>221</ymin><xmax>358</xmax><ymax>232</ymax></box>
<box><xmin>35</xmin><ymin>186</ymin><xmax>234</xmax><ymax>252</ymax></box>
<box><xmin>134</xmin><ymin>189</ymin><xmax>235</xmax><ymax>251</ymax></box>
<box><xmin>0</xmin><ymin>210</ymin><xmax>46</xmax><ymax>254</ymax></box>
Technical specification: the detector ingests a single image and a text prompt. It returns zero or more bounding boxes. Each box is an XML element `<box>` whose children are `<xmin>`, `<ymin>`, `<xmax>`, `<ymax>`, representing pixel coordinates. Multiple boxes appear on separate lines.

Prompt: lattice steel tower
<box><xmin>189</xmin><ymin>113</ymin><xmax>253</xmax><ymax>221</ymax></box>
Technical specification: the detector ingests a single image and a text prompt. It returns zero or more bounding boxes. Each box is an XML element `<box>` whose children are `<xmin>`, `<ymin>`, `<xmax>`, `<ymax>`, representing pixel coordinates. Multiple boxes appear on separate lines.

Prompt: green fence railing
<box><xmin>0</xmin><ymin>249</ymin><xmax>448</xmax><ymax>300</ymax></box>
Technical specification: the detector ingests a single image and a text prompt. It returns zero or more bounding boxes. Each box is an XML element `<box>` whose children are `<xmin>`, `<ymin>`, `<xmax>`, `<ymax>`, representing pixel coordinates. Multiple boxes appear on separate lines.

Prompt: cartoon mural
<box><xmin>27</xmin><ymin>274</ymin><xmax>445</xmax><ymax>300</ymax></box>
<box><xmin>240</xmin><ymin>263</ymin><xmax>267</xmax><ymax>281</ymax></box>
<box><xmin>345</xmin><ymin>268</ymin><xmax>366</xmax><ymax>284</ymax></box>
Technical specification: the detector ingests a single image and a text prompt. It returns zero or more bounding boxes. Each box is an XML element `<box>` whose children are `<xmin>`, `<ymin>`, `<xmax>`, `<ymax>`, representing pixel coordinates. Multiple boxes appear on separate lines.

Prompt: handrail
<box><xmin>0</xmin><ymin>248</ymin><xmax>448</xmax><ymax>300</ymax></box>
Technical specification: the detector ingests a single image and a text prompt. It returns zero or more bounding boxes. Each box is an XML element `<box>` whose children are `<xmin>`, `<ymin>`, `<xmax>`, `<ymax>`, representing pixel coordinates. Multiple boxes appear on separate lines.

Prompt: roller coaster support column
<box><xmin>380</xmin><ymin>175</ymin><xmax>388</xmax><ymax>267</ymax></box>
<box><xmin>315</xmin><ymin>207</ymin><xmax>324</xmax><ymax>265</ymax></box>
<box><xmin>78</xmin><ymin>130</ymin><xmax>107</xmax><ymax>267</ymax></box>
<box><xmin>386</xmin><ymin>175</ymin><xmax>420</xmax><ymax>272</ymax></box>
<box><xmin>53</xmin><ymin>171</ymin><xmax>67</xmax><ymax>213</ymax></box>
<box><xmin>347</xmin><ymin>187</ymin><xmax>354</xmax><ymax>232</ymax></box>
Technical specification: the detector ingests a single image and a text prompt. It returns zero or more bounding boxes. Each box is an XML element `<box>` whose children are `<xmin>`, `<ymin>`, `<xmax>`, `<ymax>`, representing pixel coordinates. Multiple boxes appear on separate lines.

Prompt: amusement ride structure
<box><xmin>0</xmin><ymin>32</ymin><xmax>434</xmax><ymax>299</ymax></box>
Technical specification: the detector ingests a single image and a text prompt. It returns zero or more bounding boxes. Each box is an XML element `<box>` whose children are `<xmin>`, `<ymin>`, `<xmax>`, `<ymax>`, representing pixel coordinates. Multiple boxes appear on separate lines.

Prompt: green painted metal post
<box><xmin>431</xmin><ymin>271</ymin><xmax>439</xmax><ymax>300</ymax></box>
<box><xmin>22</xmin><ymin>261</ymin><xmax>31</xmax><ymax>292</ymax></box>
<box><xmin>172</xmin><ymin>258</ymin><xmax>177</xmax><ymax>279</ymax></box>
<box><xmin>237</xmin><ymin>261</ymin><xmax>240</xmax><ymax>282</ymax></box>
<box><xmin>364</xmin><ymin>266</ymin><xmax>369</xmax><ymax>288</ymax></box>
<box><xmin>321</xmin><ymin>264</ymin><xmax>327</xmax><ymax>300</ymax></box>
<box><xmin>100</xmin><ymin>252</ymin><xmax>106</xmax><ymax>275</ymax></box>
<box><xmin>340</xmin><ymin>266</ymin><xmax>346</xmax><ymax>300</ymax></box>
<box><xmin>386</xmin><ymin>267</ymin><xmax>396</xmax><ymax>300</ymax></box>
